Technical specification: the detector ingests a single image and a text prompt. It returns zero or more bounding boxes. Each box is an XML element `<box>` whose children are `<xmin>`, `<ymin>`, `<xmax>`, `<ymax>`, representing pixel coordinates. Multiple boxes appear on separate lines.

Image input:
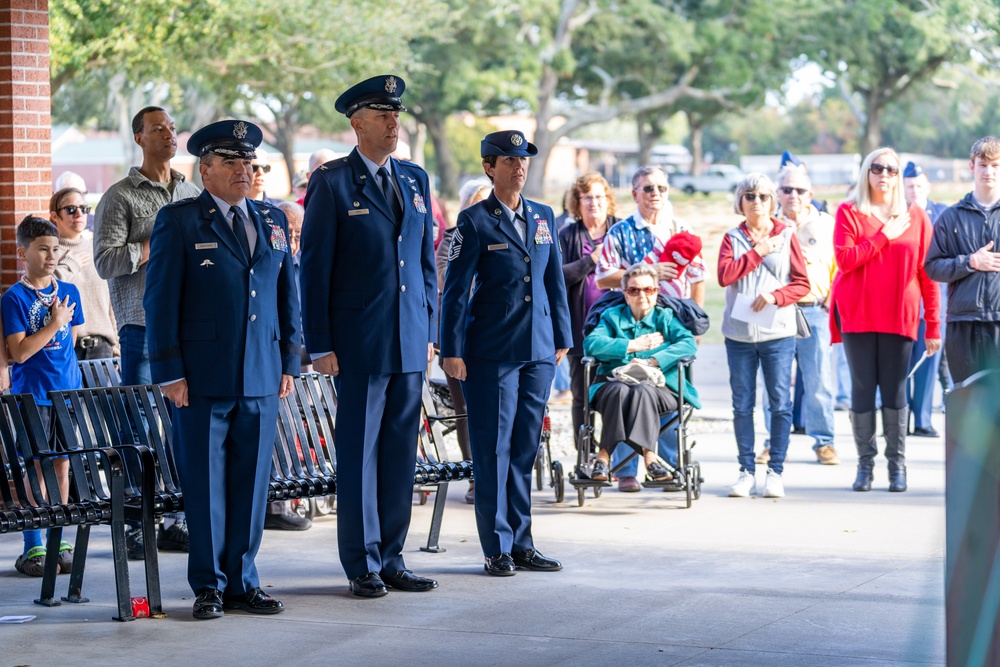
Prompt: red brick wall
<box><xmin>0</xmin><ymin>0</ymin><xmax>50</xmax><ymax>287</ymax></box>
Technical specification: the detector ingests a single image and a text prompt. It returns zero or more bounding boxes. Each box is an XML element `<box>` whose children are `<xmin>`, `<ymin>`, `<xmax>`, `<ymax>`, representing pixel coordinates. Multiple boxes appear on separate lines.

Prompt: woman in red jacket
<box><xmin>831</xmin><ymin>147</ymin><xmax>940</xmax><ymax>493</ymax></box>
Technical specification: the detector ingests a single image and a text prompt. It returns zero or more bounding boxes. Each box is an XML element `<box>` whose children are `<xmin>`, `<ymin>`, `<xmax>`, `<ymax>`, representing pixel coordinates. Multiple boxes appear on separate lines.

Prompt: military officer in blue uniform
<box><xmin>440</xmin><ymin>130</ymin><xmax>573</xmax><ymax>576</ymax></box>
<box><xmin>144</xmin><ymin>120</ymin><xmax>300</xmax><ymax>619</ymax></box>
<box><xmin>299</xmin><ymin>75</ymin><xmax>438</xmax><ymax>598</ymax></box>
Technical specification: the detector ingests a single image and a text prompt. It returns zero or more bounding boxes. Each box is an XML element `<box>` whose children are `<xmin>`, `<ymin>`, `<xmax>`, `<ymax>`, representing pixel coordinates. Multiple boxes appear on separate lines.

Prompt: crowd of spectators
<box><xmin>10</xmin><ymin>104</ymin><xmax>1000</xmax><ymax>579</ymax></box>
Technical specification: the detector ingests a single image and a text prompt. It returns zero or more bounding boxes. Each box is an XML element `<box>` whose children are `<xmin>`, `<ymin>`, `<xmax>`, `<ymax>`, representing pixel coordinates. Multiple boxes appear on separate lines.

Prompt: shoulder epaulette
<box><xmin>167</xmin><ymin>197</ymin><xmax>198</xmax><ymax>207</ymax></box>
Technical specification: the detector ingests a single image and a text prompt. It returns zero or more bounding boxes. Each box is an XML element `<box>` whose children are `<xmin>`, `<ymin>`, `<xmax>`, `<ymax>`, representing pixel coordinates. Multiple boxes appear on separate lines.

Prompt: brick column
<box><xmin>0</xmin><ymin>0</ymin><xmax>50</xmax><ymax>288</ymax></box>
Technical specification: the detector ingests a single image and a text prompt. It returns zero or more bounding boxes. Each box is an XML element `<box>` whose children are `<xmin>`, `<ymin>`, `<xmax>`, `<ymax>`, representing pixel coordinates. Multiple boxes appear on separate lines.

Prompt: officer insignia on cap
<box><xmin>233</xmin><ymin>121</ymin><xmax>249</xmax><ymax>140</ymax></box>
<box><xmin>385</xmin><ymin>76</ymin><xmax>398</xmax><ymax>94</ymax></box>
<box><xmin>511</xmin><ymin>134</ymin><xmax>524</xmax><ymax>147</ymax></box>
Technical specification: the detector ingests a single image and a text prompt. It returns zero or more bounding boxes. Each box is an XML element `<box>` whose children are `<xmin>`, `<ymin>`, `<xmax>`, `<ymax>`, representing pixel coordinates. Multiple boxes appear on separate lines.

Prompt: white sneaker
<box><xmin>728</xmin><ymin>470</ymin><xmax>756</xmax><ymax>497</ymax></box>
<box><xmin>763</xmin><ymin>469</ymin><xmax>785</xmax><ymax>498</ymax></box>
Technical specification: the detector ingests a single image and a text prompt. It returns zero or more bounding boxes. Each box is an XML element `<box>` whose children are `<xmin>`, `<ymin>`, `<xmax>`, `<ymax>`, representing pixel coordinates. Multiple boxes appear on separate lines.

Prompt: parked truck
<box><xmin>670</xmin><ymin>164</ymin><xmax>743</xmax><ymax>195</ymax></box>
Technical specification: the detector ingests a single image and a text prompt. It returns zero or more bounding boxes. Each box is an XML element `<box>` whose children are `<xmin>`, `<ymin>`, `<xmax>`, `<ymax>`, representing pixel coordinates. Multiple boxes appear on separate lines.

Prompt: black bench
<box><xmin>0</xmin><ymin>392</ymin><xmax>145</xmax><ymax>621</ymax></box>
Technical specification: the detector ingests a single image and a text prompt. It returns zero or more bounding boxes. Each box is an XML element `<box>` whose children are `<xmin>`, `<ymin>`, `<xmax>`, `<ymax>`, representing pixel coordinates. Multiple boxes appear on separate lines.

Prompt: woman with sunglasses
<box><xmin>583</xmin><ymin>263</ymin><xmax>699</xmax><ymax>483</ymax></box>
<box><xmin>718</xmin><ymin>173</ymin><xmax>810</xmax><ymax>498</ymax></box>
<box><xmin>831</xmin><ymin>147</ymin><xmax>940</xmax><ymax>493</ymax></box>
<box><xmin>559</xmin><ymin>172</ymin><xmax>618</xmax><ymax>451</ymax></box>
<box><xmin>49</xmin><ymin>187</ymin><xmax>119</xmax><ymax>359</ymax></box>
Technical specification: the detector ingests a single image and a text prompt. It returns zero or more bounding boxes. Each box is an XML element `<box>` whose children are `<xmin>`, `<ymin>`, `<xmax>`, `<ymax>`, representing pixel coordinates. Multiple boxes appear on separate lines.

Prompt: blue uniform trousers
<box><xmin>333</xmin><ymin>370</ymin><xmax>422</xmax><ymax>580</ymax></box>
<box><xmin>171</xmin><ymin>394</ymin><xmax>277</xmax><ymax>596</ymax></box>
<box><xmin>463</xmin><ymin>356</ymin><xmax>555</xmax><ymax>557</ymax></box>
<box><xmin>908</xmin><ymin>320</ymin><xmax>942</xmax><ymax>429</ymax></box>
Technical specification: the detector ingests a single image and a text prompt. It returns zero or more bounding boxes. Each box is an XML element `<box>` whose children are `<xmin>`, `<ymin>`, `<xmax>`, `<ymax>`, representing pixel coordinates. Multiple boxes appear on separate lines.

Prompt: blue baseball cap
<box><xmin>187</xmin><ymin>120</ymin><xmax>262</xmax><ymax>159</ymax></box>
<box><xmin>336</xmin><ymin>75</ymin><xmax>407</xmax><ymax>118</ymax></box>
<box><xmin>481</xmin><ymin>130</ymin><xmax>537</xmax><ymax>158</ymax></box>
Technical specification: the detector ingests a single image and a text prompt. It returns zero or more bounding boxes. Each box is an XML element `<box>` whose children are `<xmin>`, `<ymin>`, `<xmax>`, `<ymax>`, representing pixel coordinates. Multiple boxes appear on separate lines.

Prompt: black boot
<box><xmin>883</xmin><ymin>406</ymin><xmax>908</xmax><ymax>492</ymax></box>
<box><xmin>850</xmin><ymin>411</ymin><xmax>876</xmax><ymax>492</ymax></box>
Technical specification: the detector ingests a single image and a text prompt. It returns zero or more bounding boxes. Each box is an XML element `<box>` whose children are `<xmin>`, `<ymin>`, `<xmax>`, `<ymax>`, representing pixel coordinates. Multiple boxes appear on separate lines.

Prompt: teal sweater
<box><xmin>583</xmin><ymin>303</ymin><xmax>701</xmax><ymax>409</ymax></box>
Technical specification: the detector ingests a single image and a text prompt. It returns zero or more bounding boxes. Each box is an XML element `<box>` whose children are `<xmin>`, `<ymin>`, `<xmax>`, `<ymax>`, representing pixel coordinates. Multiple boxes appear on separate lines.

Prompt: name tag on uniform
<box><xmin>195</xmin><ymin>243</ymin><xmax>218</xmax><ymax>250</ymax></box>
<box><xmin>348</xmin><ymin>208</ymin><xmax>370</xmax><ymax>216</ymax></box>
<box><xmin>488</xmin><ymin>243</ymin><xmax>508</xmax><ymax>251</ymax></box>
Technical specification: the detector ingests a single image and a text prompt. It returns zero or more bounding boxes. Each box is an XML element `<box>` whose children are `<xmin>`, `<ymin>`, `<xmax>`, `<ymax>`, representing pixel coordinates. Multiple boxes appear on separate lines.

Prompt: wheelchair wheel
<box><xmin>692</xmin><ymin>462</ymin><xmax>702</xmax><ymax>500</ymax></box>
<box><xmin>313</xmin><ymin>494</ymin><xmax>335</xmax><ymax>515</ymax></box>
<box><xmin>534</xmin><ymin>450</ymin><xmax>545</xmax><ymax>491</ymax></box>
<box><xmin>684</xmin><ymin>465</ymin><xmax>695</xmax><ymax>509</ymax></box>
<box><xmin>293</xmin><ymin>498</ymin><xmax>314</xmax><ymax>520</ymax></box>
<box><xmin>593</xmin><ymin>486</ymin><xmax>602</xmax><ymax>498</ymax></box>
<box><xmin>552</xmin><ymin>460</ymin><xmax>564</xmax><ymax>503</ymax></box>
<box><xmin>577</xmin><ymin>486</ymin><xmax>585</xmax><ymax>507</ymax></box>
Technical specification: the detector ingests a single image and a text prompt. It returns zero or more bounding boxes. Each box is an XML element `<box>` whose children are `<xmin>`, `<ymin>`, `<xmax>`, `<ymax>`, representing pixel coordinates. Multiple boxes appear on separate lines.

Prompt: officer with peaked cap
<box><xmin>299</xmin><ymin>76</ymin><xmax>439</xmax><ymax>597</ymax></box>
<box><xmin>440</xmin><ymin>130</ymin><xmax>573</xmax><ymax>576</ymax></box>
<box><xmin>902</xmin><ymin>160</ymin><xmax>950</xmax><ymax>437</ymax></box>
<box><xmin>144</xmin><ymin>119</ymin><xmax>301</xmax><ymax>619</ymax></box>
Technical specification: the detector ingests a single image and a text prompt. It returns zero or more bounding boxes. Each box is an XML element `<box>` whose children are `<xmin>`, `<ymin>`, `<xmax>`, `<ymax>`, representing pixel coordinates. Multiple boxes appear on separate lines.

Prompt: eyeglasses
<box><xmin>625</xmin><ymin>286</ymin><xmax>658</xmax><ymax>297</ymax></box>
<box><xmin>870</xmin><ymin>162</ymin><xmax>899</xmax><ymax>177</ymax></box>
<box><xmin>251</xmin><ymin>164</ymin><xmax>271</xmax><ymax>174</ymax></box>
<box><xmin>59</xmin><ymin>205</ymin><xmax>91</xmax><ymax>215</ymax></box>
<box><xmin>580</xmin><ymin>195</ymin><xmax>607</xmax><ymax>203</ymax></box>
<box><xmin>640</xmin><ymin>185</ymin><xmax>668</xmax><ymax>194</ymax></box>
<box><xmin>779</xmin><ymin>186</ymin><xmax>808</xmax><ymax>196</ymax></box>
<box><xmin>743</xmin><ymin>193</ymin><xmax>770</xmax><ymax>202</ymax></box>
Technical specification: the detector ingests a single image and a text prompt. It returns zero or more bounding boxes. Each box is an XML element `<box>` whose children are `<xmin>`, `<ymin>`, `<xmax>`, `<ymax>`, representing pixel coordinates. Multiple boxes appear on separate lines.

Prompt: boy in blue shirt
<box><xmin>2</xmin><ymin>216</ymin><xmax>84</xmax><ymax>576</ymax></box>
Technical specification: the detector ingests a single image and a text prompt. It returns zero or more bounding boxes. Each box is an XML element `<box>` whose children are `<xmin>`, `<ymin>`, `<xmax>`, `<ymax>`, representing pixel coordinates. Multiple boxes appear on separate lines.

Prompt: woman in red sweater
<box><xmin>831</xmin><ymin>147</ymin><xmax>940</xmax><ymax>493</ymax></box>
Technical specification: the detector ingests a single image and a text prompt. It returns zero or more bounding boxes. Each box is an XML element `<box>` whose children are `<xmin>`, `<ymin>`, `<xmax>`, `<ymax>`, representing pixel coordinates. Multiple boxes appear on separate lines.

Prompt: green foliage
<box><xmin>424</xmin><ymin>116</ymin><xmax>497</xmax><ymax>181</ymax></box>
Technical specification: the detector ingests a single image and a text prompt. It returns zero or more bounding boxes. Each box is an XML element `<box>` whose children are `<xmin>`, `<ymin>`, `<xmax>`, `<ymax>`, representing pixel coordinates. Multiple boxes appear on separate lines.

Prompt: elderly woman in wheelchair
<box><xmin>582</xmin><ymin>263</ymin><xmax>700</xmax><ymax>483</ymax></box>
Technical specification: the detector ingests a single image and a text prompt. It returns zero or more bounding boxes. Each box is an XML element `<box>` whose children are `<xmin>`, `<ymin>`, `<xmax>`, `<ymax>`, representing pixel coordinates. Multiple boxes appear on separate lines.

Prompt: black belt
<box><xmin>77</xmin><ymin>335</ymin><xmax>109</xmax><ymax>349</ymax></box>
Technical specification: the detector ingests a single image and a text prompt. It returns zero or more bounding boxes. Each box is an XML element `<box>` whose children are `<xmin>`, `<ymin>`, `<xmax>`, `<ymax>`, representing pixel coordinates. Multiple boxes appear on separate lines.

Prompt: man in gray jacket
<box><xmin>94</xmin><ymin>106</ymin><xmax>200</xmax><ymax>558</ymax></box>
<box><xmin>925</xmin><ymin>136</ymin><xmax>1000</xmax><ymax>383</ymax></box>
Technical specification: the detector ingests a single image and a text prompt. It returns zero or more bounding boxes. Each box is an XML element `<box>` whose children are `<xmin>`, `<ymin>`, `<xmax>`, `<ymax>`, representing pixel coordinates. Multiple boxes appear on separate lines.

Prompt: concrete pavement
<box><xmin>0</xmin><ymin>344</ymin><xmax>945</xmax><ymax>666</ymax></box>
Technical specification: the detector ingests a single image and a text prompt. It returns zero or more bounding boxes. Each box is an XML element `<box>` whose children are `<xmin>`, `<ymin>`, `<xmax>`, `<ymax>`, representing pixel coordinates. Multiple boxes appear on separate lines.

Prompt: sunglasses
<box><xmin>743</xmin><ymin>193</ymin><xmax>770</xmax><ymax>202</ymax></box>
<box><xmin>779</xmin><ymin>186</ymin><xmax>808</xmax><ymax>196</ymax></box>
<box><xmin>251</xmin><ymin>164</ymin><xmax>272</xmax><ymax>174</ymax></box>
<box><xmin>870</xmin><ymin>162</ymin><xmax>899</xmax><ymax>177</ymax></box>
<box><xmin>640</xmin><ymin>185</ymin><xmax>668</xmax><ymax>194</ymax></box>
<box><xmin>60</xmin><ymin>205</ymin><xmax>91</xmax><ymax>215</ymax></box>
<box><xmin>625</xmin><ymin>286</ymin><xmax>658</xmax><ymax>297</ymax></box>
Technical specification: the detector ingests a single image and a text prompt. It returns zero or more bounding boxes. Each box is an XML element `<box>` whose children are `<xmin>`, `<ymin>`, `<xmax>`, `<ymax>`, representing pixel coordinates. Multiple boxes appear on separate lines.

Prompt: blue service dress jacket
<box><xmin>144</xmin><ymin>189</ymin><xmax>301</xmax><ymax>394</ymax></box>
<box><xmin>440</xmin><ymin>191</ymin><xmax>573</xmax><ymax>361</ymax></box>
<box><xmin>299</xmin><ymin>148</ymin><xmax>437</xmax><ymax>373</ymax></box>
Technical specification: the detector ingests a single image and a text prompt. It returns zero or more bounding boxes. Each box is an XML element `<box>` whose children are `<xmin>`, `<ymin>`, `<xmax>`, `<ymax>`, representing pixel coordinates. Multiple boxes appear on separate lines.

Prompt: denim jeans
<box><xmin>611</xmin><ymin>417</ymin><xmax>679</xmax><ymax>477</ymax></box>
<box><xmin>725</xmin><ymin>336</ymin><xmax>795</xmax><ymax>475</ymax></box>
<box><xmin>119</xmin><ymin>324</ymin><xmax>151</xmax><ymax>386</ymax></box>
<box><xmin>833</xmin><ymin>343</ymin><xmax>851</xmax><ymax>406</ymax></box>
<box><xmin>795</xmin><ymin>305</ymin><xmax>835</xmax><ymax>448</ymax></box>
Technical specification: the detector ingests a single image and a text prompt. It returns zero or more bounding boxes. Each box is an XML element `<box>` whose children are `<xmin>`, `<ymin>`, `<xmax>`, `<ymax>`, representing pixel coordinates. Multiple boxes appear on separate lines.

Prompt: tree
<box><xmin>521</xmin><ymin>0</ymin><xmax>801</xmax><ymax>196</ymax></box>
<box><xmin>406</xmin><ymin>0</ymin><xmax>542</xmax><ymax>197</ymax></box>
<box><xmin>50</xmin><ymin>0</ymin><xmax>215</xmax><ymax>94</ymax></box>
<box><xmin>52</xmin><ymin>0</ymin><xmax>446</xmax><ymax>190</ymax></box>
<box><xmin>802</xmin><ymin>0</ymin><xmax>1000</xmax><ymax>155</ymax></box>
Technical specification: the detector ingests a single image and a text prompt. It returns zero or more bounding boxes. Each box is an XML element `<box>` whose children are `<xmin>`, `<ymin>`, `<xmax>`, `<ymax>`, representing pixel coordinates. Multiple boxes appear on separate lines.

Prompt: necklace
<box><xmin>19</xmin><ymin>273</ymin><xmax>57</xmax><ymax>307</ymax></box>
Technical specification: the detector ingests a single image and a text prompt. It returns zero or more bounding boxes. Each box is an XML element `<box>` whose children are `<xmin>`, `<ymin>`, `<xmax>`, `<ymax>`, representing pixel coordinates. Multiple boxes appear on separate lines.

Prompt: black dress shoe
<box><xmin>380</xmin><ymin>569</ymin><xmax>438</xmax><ymax>592</ymax></box>
<box><xmin>910</xmin><ymin>426</ymin><xmax>940</xmax><ymax>438</ymax></box>
<box><xmin>511</xmin><ymin>549</ymin><xmax>562</xmax><ymax>572</ymax></box>
<box><xmin>484</xmin><ymin>553</ymin><xmax>516</xmax><ymax>576</ymax></box>
<box><xmin>223</xmin><ymin>587</ymin><xmax>285</xmax><ymax>614</ymax></box>
<box><xmin>591</xmin><ymin>460</ymin><xmax>609</xmax><ymax>481</ymax></box>
<box><xmin>264</xmin><ymin>512</ymin><xmax>312</xmax><ymax>531</ymax></box>
<box><xmin>349</xmin><ymin>572</ymin><xmax>388</xmax><ymax>598</ymax></box>
<box><xmin>193</xmin><ymin>588</ymin><xmax>224</xmax><ymax>620</ymax></box>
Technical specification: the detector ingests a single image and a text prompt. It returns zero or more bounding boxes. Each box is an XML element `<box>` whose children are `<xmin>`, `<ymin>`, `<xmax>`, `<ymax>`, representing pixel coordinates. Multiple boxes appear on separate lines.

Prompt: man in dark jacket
<box><xmin>925</xmin><ymin>137</ymin><xmax>1000</xmax><ymax>383</ymax></box>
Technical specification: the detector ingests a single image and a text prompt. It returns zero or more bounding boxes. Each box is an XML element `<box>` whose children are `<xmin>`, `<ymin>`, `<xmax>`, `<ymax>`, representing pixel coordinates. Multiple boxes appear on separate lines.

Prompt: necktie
<box><xmin>230</xmin><ymin>205</ymin><xmax>251</xmax><ymax>260</ymax></box>
<box><xmin>377</xmin><ymin>166</ymin><xmax>403</xmax><ymax>222</ymax></box>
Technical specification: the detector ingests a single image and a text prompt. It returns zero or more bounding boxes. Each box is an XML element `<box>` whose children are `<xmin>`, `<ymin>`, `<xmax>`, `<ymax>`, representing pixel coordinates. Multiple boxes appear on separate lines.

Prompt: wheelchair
<box><xmin>569</xmin><ymin>355</ymin><xmax>702</xmax><ymax>508</ymax></box>
<box><xmin>533</xmin><ymin>405</ymin><xmax>565</xmax><ymax>502</ymax></box>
